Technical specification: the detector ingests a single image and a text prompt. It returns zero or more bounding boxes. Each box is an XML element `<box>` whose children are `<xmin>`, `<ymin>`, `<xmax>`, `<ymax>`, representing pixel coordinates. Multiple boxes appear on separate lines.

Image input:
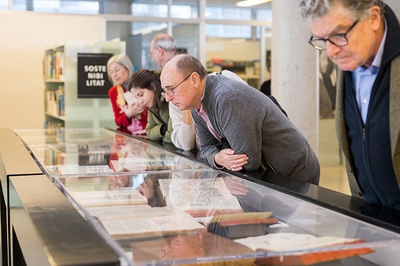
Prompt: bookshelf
<box><xmin>43</xmin><ymin>41</ymin><xmax>126</xmax><ymax>130</ymax></box>
<box><xmin>206</xmin><ymin>59</ymin><xmax>261</xmax><ymax>88</ymax></box>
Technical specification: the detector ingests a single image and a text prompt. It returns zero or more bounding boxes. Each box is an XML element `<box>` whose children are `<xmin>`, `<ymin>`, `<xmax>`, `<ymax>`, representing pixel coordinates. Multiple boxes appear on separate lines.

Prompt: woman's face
<box><xmin>108</xmin><ymin>62</ymin><xmax>130</xmax><ymax>85</ymax></box>
<box><xmin>130</xmin><ymin>87</ymin><xmax>156</xmax><ymax>108</ymax></box>
<box><xmin>138</xmin><ymin>177</ymin><xmax>155</xmax><ymax>200</ymax></box>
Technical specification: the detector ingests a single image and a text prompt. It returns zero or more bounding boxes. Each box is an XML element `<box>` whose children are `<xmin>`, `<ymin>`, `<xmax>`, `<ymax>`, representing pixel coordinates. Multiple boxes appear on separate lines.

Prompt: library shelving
<box><xmin>43</xmin><ymin>41</ymin><xmax>125</xmax><ymax>130</ymax></box>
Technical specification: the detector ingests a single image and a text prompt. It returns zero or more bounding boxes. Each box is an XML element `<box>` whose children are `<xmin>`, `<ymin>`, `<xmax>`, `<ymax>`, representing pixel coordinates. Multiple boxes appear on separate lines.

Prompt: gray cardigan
<box><xmin>192</xmin><ymin>74</ymin><xmax>320</xmax><ymax>184</ymax></box>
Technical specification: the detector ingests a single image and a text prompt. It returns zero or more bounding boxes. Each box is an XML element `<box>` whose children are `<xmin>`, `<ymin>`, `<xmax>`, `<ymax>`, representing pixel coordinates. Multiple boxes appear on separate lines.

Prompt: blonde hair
<box><xmin>107</xmin><ymin>54</ymin><xmax>133</xmax><ymax>85</ymax></box>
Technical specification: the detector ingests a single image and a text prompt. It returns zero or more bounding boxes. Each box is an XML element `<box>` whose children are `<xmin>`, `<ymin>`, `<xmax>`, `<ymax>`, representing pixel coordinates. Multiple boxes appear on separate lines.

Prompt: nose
<box><xmin>325</xmin><ymin>42</ymin><xmax>341</xmax><ymax>58</ymax></box>
<box><xmin>164</xmin><ymin>93</ymin><xmax>173</xmax><ymax>102</ymax></box>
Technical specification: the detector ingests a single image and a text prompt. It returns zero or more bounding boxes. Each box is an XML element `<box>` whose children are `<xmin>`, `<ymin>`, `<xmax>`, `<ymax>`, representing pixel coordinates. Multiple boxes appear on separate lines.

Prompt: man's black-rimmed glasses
<box><xmin>161</xmin><ymin>73</ymin><xmax>192</xmax><ymax>98</ymax></box>
<box><xmin>309</xmin><ymin>19</ymin><xmax>360</xmax><ymax>50</ymax></box>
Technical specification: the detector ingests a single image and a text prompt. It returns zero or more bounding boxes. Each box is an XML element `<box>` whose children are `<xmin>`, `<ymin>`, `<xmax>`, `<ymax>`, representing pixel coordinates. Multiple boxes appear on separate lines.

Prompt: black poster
<box><xmin>77</xmin><ymin>53</ymin><xmax>113</xmax><ymax>98</ymax></box>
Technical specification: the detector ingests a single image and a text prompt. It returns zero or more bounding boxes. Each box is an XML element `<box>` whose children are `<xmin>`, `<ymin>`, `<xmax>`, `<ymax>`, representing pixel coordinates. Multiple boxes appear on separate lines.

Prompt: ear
<box><xmin>157</xmin><ymin>46</ymin><xmax>165</xmax><ymax>56</ymax></box>
<box><xmin>370</xmin><ymin>5</ymin><xmax>382</xmax><ymax>30</ymax></box>
<box><xmin>190</xmin><ymin>72</ymin><xmax>200</xmax><ymax>88</ymax></box>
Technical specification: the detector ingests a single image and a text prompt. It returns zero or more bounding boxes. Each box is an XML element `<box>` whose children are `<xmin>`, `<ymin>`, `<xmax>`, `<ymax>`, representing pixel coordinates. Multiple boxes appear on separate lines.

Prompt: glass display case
<box><xmin>2</xmin><ymin>128</ymin><xmax>400</xmax><ymax>265</ymax></box>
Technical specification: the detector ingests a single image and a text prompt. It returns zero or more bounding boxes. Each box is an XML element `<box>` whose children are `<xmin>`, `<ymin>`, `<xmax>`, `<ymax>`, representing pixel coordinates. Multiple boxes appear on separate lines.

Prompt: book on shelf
<box><xmin>57</xmin><ymin>86</ymin><xmax>65</xmax><ymax>116</ymax></box>
<box><xmin>158</xmin><ymin>177</ymin><xmax>243</xmax><ymax>217</ymax></box>
<box><xmin>44</xmin><ymin>50</ymin><xmax>64</xmax><ymax>81</ymax></box>
<box><xmin>45</xmin><ymin>85</ymin><xmax>64</xmax><ymax>117</ymax></box>
<box><xmin>234</xmin><ymin>233</ymin><xmax>373</xmax><ymax>265</ymax></box>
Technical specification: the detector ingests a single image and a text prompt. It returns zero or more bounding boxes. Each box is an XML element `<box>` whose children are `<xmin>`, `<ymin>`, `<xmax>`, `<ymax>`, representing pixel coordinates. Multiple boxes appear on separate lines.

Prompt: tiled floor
<box><xmin>318</xmin><ymin>118</ymin><xmax>351</xmax><ymax>195</ymax></box>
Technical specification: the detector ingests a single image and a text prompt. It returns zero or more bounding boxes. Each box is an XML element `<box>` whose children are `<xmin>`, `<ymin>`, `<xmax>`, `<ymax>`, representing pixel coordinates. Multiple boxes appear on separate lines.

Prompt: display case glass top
<box><xmin>14</xmin><ymin>128</ymin><xmax>400</xmax><ymax>265</ymax></box>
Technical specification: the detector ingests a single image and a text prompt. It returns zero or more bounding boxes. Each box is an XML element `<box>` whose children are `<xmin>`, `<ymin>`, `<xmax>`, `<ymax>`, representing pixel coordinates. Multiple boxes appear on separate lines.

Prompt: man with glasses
<box><xmin>149</xmin><ymin>33</ymin><xmax>179</xmax><ymax>69</ymax></box>
<box><xmin>300</xmin><ymin>0</ymin><xmax>400</xmax><ymax>209</ymax></box>
<box><xmin>160</xmin><ymin>54</ymin><xmax>320</xmax><ymax>184</ymax></box>
<box><xmin>149</xmin><ymin>33</ymin><xmax>198</xmax><ymax>151</ymax></box>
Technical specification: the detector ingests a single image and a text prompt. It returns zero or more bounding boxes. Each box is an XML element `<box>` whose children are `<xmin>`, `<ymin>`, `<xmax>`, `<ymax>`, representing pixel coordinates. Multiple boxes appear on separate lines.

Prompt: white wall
<box><xmin>206</xmin><ymin>37</ymin><xmax>262</xmax><ymax>62</ymax></box>
<box><xmin>0</xmin><ymin>12</ymin><xmax>105</xmax><ymax>129</ymax></box>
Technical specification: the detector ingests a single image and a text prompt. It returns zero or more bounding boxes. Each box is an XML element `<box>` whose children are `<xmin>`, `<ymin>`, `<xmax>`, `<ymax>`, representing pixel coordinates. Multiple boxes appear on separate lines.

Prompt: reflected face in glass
<box><xmin>161</xmin><ymin>235</ymin><xmax>204</xmax><ymax>260</ymax></box>
<box><xmin>108</xmin><ymin>175</ymin><xmax>131</xmax><ymax>190</ymax></box>
<box><xmin>119</xmin><ymin>142</ymin><xmax>148</xmax><ymax>158</ymax></box>
<box><xmin>130</xmin><ymin>87</ymin><xmax>156</xmax><ymax>108</ymax></box>
<box><xmin>138</xmin><ymin>177</ymin><xmax>155</xmax><ymax>200</ymax></box>
<box><xmin>108</xmin><ymin>62</ymin><xmax>130</xmax><ymax>85</ymax></box>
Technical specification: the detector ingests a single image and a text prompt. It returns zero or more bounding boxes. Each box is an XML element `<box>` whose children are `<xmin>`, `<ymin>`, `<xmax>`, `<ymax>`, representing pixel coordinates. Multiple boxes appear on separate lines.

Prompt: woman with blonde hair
<box><xmin>107</xmin><ymin>54</ymin><xmax>147</xmax><ymax>134</ymax></box>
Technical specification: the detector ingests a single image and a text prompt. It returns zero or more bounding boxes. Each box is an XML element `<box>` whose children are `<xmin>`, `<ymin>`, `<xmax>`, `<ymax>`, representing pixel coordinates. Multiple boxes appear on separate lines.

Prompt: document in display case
<box><xmin>6</xmin><ymin>128</ymin><xmax>400</xmax><ymax>266</ymax></box>
<box><xmin>158</xmin><ymin>177</ymin><xmax>244</xmax><ymax>217</ymax></box>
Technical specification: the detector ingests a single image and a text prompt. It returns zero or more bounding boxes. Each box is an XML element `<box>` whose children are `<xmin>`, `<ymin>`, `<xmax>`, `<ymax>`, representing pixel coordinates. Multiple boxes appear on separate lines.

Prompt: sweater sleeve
<box><xmin>108</xmin><ymin>86</ymin><xmax>130</xmax><ymax>128</ymax></box>
<box><xmin>169</xmin><ymin>103</ymin><xmax>196</xmax><ymax>151</ymax></box>
<box><xmin>192</xmin><ymin>111</ymin><xmax>222</xmax><ymax>169</ymax></box>
<box><xmin>146</xmin><ymin>111</ymin><xmax>164</xmax><ymax>141</ymax></box>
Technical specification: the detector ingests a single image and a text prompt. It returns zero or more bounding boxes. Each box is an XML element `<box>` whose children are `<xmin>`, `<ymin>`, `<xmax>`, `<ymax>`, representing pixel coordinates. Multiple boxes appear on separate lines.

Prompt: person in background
<box><xmin>260</xmin><ymin>50</ymin><xmax>272</xmax><ymax>96</ymax></box>
<box><xmin>149</xmin><ymin>34</ymin><xmax>249</xmax><ymax>151</ymax></box>
<box><xmin>299</xmin><ymin>0</ymin><xmax>400</xmax><ymax>209</ymax></box>
<box><xmin>149</xmin><ymin>33</ymin><xmax>179</xmax><ymax>69</ymax></box>
<box><xmin>160</xmin><ymin>54</ymin><xmax>320</xmax><ymax>184</ymax></box>
<box><xmin>319</xmin><ymin>52</ymin><xmax>336</xmax><ymax>119</ymax></box>
<box><xmin>129</xmin><ymin>69</ymin><xmax>172</xmax><ymax>143</ymax></box>
<box><xmin>107</xmin><ymin>54</ymin><xmax>147</xmax><ymax>134</ymax></box>
<box><xmin>149</xmin><ymin>33</ymin><xmax>195</xmax><ymax>150</ymax></box>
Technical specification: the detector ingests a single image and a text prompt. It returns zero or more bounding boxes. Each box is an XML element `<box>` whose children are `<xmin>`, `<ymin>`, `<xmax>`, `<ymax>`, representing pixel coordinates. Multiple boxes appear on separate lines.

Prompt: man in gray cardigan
<box><xmin>160</xmin><ymin>54</ymin><xmax>320</xmax><ymax>184</ymax></box>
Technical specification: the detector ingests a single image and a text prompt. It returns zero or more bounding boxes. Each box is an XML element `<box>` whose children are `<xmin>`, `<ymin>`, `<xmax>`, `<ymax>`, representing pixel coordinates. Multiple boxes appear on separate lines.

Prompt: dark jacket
<box><xmin>336</xmin><ymin>4</ymin><xmax>400</xmax><ymax>209</ymax></box>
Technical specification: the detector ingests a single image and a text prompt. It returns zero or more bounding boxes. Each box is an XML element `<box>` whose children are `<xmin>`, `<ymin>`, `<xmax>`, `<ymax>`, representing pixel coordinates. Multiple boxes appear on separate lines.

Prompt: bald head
<box><xmin>161</xmin><ymin>54</ymin><xmax>208</xmax><ymax>81</ymax></box>
<box><xmin>160</xmin><ymin>54</ymin><xmax>208</xmax><ymax>111</ymax></box>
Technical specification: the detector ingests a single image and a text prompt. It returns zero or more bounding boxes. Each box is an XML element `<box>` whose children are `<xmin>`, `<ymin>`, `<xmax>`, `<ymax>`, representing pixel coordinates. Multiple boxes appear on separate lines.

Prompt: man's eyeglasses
<box><xmin>161</xmin><ymin>73</ymin><xmax>192</xmax><ymax>98</ymax></box>
<box><xmin>309</xmin><ymin>19</ymin><xmax>359</xmax><ymax>50</ymax></box>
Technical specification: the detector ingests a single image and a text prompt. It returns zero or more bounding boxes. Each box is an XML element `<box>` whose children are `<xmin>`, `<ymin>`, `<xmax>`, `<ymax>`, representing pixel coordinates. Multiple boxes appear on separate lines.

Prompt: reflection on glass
<box><xmin>161</xmin><ymin>234</ymin><xmax>204</xmax><ymax>260</ymax></box>
<box><xmin>15</xmin><ymin>127</ymin><xmax>400</xmax><ymax>266</ymax></box>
